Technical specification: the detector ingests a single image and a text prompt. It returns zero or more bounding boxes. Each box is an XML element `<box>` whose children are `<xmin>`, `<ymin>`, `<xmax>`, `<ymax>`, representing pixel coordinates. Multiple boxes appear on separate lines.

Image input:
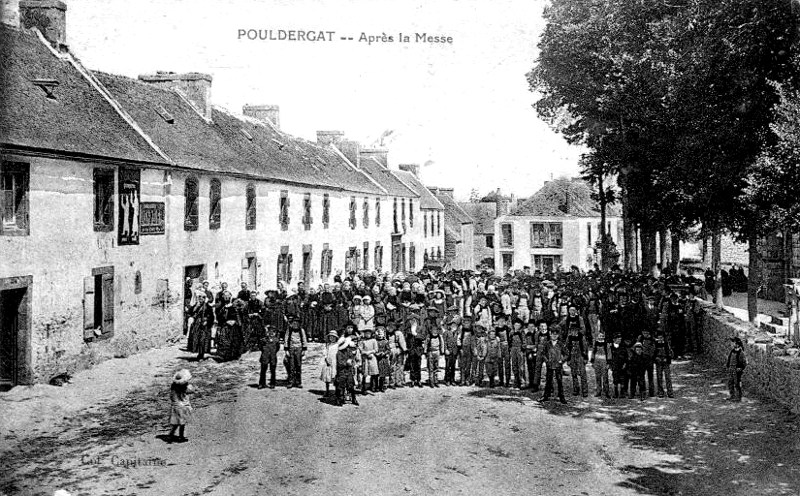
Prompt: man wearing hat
<box><xmin>442</xmin><ymin>317</ymin><xmax>460</xmax><ymax>386</ymax></box>
<box><xmin>284</xmin><ymin>314</ymin><xmax>308</xmax><ymax>388</ymax></box>
<box><xmin>458</xmin><ymin>315</ymin><xmax>475</xmax><ymax>386</ymax></box>
<box><xmin>425</xmin><ymin>317</ymin><xmax>445</xmax><ymax>388</ymax></box>
<box><xmin>406</xmin><ymin>314</ymin><xmax>426</xmax><ymax>387</ymax></box>
<box><xmin>258</xmin><ymin>324</ymin><xmax>281</xmax><ymax>389</ymax></box>
<box><xmin>627</xmin><ymin>342</ymin><xmax>648</xmax><ymax>401</ymax></box>
<box><xmin>335</xmin><ymin>337</ymin><xmax>360</xmax><ymax>406</ymax></box>
<box><xmin>726</xmin><ymin>337</ymin><xmax>747</xmax><ymax>401</ymax></box>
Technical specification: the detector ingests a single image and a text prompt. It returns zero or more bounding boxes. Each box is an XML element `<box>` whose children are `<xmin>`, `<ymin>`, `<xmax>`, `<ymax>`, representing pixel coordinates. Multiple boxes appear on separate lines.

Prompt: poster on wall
<box><xmin>118</xmin><ymin>167</ymin><xmax>140</xmax><ymax>245</ymax></box>
<box><xmin>140</xmin><ymin>202</ymin><xmax>165</xmax><ymax>235</ymax></box>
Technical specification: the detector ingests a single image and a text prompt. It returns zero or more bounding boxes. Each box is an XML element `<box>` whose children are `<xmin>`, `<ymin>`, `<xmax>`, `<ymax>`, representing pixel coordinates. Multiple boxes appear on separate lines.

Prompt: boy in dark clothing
<box><xmin>638</xmin><ymin>328</ymin><xmax>657</xmax><ymax>397</ymax></box>
<box><xmin>627</xmin><ymin>342</ymin><xmax>647</xmax><ymax>401</ymax></box>
<box><xmin>610</xmin><ymin>335</ymin><xmax>627</xmax><ymax>398</ymax></box>
<box><xmin>590</xmin><ymin>332</ymin><xmax>612</xmax><ymax>398</ymax></box>
<box><xmin>540</xmin><ymin>325</ymin><xmax>567</xmax><ymax>404</ymax></box>
<box><xmin>654</xmin><ymin>332</ymin><xmax>674</xmax><ymax>398</ymax></box>
<box><xmin>726</xmin><ymin>337</ymin><xmax>747</xmax><ymax>401</ymax></box>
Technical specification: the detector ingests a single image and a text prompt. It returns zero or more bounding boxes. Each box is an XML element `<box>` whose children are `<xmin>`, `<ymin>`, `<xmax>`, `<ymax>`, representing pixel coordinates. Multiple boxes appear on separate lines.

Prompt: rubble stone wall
<box><xmin>699</xmin><ymin>301</ymin><xmax>800</xmax><ymax>413</ymax></box>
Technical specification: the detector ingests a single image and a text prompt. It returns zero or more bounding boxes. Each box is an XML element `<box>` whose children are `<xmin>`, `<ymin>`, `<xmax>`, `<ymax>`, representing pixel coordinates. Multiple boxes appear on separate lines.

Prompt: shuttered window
<box><xmin>245</xmin><ymin>183</ymin><xmax>256</xmax><ymax>230</ymax></box>
<box><xmin>209</xmin><ymin>178</ymin><xmax>221</xmax><ymax>230</ymax></box>
<box><xmin>0</xmin><ymin>161</ymin><xmax>30</xmax><ymax>235</ymax></box>
<box><xmin>184</xmin><ymin>176</ymin><xmax>199</xmax><ymax>231</ymax></box>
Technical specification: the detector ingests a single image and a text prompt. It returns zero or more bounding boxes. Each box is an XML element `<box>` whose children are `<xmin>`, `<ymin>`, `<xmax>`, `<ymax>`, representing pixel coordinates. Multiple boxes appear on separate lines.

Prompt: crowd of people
<box><xmin>182</xmin><ymin>263</ymin><xmax>739</xmax><ymax>408</ymax></box>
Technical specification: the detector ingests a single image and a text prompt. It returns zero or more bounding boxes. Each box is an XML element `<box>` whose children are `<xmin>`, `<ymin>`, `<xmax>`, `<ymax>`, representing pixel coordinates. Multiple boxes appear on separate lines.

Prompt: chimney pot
<box><xmin>339</xmin><ymin>139</ymin><xmax>361</xmax><ymax>168</ymax></box>
<box><xmin>398</xmin><ymin>163</ymin><xmax>420</xmax><ymax>177</ymax></box>
<box><xmin>243</xmin><ymin>104</ymin><xmax>280</xmax><ymax>129</ymax></box>
<box><xmin>316</xmin><ymin>130</ymin><xmax>344</xmax><ymax>146</ymax></box>
<box><xmin>360</xmin><ymin>148</ymin><xmax>389</xmax><ymax>168</ymax></box>
<box><xmin>2</xmin><ymin>0</ymin><xmax>20</xmax><ymax>27</ymax></box>
<box><xmin>20</xmin><ymin>0</ymin><xmax>66</xmax><ymax>48</ymax></box>
<box><xmin>139</xmin><ymin>72</ymin><xmax>214</xmax><ymax>121</ymax></box>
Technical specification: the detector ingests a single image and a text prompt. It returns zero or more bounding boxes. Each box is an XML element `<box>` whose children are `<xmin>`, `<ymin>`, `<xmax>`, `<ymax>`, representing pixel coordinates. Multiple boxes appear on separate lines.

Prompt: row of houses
<box><xmin>0</xmin><ymin>0</ymin><xmax>455</xmax><ymax>387</ymax></box>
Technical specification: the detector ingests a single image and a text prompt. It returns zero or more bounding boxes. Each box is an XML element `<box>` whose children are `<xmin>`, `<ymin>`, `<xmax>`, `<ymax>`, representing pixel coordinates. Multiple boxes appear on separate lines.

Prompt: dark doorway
<box><xmin>183</xmin><ymin>265</ymin><xmax>206</xmax><ymax>332</ymax></box>
<box><xmin>0</xmin><ymin>281</ymin><xmax>31</xmax><ymax>389</ymax></box>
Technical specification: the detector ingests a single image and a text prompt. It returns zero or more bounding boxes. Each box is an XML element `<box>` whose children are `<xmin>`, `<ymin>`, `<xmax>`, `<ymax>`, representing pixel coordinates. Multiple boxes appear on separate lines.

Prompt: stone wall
<box><xmin>698</xmin><ymin>300</ymin><xmax>800</xmax><ymax>413</ymax></box>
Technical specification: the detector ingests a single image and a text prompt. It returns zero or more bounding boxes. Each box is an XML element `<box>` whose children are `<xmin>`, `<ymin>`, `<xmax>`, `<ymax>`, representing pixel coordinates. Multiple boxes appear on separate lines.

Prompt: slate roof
<box><xmin>359</xmin><ymin>156</ymin><xmax>417</xmax><ymax>197</ymax></box>
<box><xmin>392</xmin><ymin>170</ymin><xmax>444</xmax><ymax>210</ymax></box>
<box><xmin>513</xmin><ymin>177</ymin><xmax>622</xmax><ymax>217</ymax></box>
<box><xmin>94</xmin><ymin>71</ymin><xmax>383</xmax><ymax>195</ymax></box>
<box><xmin>432</xmin><ymin>190</ymin><xmax>473</xmax><ymax>225</ymax></box>
<box><xmin>0</xmin><ymin>25</ymin><xmax>167</xmax><ymax>165</ymax></box>
<box><xmin>459</xmin><ymin>202</ymin><xmax>497</xmax><ymax>235</ymax></box>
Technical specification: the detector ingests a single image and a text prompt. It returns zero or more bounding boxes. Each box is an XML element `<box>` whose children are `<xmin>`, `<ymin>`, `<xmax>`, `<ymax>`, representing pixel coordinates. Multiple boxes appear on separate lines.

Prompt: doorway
<box><xmin>183</xmin><ymin>264</ymin><xmax>206</xmax><ymax>331</ymax></box>
<box><xmin>0</xmin><ymin>276</ymin><xmax>32</xmax><ymax>389</ymax></box>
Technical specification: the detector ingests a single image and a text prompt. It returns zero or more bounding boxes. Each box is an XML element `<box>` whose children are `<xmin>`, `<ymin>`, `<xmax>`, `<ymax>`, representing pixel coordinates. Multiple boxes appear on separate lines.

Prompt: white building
<box><xmin>0</xmin><ymin>0</ymin><xmax>435</xmax><ymax>386</ymax></box>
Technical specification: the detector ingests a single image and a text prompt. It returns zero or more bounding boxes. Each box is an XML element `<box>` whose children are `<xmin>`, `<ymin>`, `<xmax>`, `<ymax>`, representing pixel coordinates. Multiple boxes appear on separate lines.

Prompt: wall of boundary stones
<box><xmin>697</xmin><ymin>299</ymin><xmax>800</xmax><ymax>413</ymax></box>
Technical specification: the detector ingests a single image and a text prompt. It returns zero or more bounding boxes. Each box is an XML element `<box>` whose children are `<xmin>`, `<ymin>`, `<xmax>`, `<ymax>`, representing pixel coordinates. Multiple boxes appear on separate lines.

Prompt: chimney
<box><xmin>139</xmin><ymin>72</ymin><xmax>213</xmax><ymax>121</ymax></box>
<box><xmin>338</xmin><ymin>139</ymin><xmax>361</xmax><ymax>168</ymax></box>
<box><xmin>316</xmin><ymin>130</ymin><xmax>344</xmax><ymax>146</ymax></box>
<box><xmin>2</xmin><ymin>0</ymin><xmax>20</xmax><ymax>27</ymax></box>
<box><xmin>243</xmin><ymin>104</ymin><xmax>279</xmax><ymax>129</ymax></box>
<box><xmin>398</xmin><ymin>163</ymin><xmax>420</xmax><ymax>177</ymax></box>
<box><xmin>360</xmin><ymin>148</ymin><xmax>388</xmax><ymax>168</ymax></box>
<box><xmin>438</xmin><ymin>188</ymin><xmax>455</xmax><ymax>199</ymax></box>
<box><xmin>20</xmin><ymin>0</ymin><xmax>66</xmax><ymax>48</ymax></box>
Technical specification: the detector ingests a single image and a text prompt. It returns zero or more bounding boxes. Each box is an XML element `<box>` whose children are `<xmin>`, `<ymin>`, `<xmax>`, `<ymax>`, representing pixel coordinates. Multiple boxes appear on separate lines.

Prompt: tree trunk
<box><xmin>671</xmin><ymin>234</ymin><xmax>681</xmax><ymax>273</ymax></box>
<box><xmin>712</xmin><ymin>230</ymin><xmax>723</xmax><ymax>308</ymax></box>
<box><xmin>747</xmin><ymin>230</ymin><xmax>760</xmax><ymax>324</ymax></box>
<box><xmin>641</xmin><ymin>225</ymin><xmax>658</xmax><ymax>274</ymax></box>
<box><xmin>634</xmin><ymin>226</ymin><xmax>640</xmax><ymax>272</ymax></box>
<box><xmin>702</xmin><ymin>232</ymin><xmax>712</xmax><ymax>269</ymax></box>
<box><xmin>622</xmin><ymin>186</ymin><xmax>635</xmax><ymax>271</ymax></box>
<box><xmin>598</xmin><ymin>176</ymin><xmax>609</xmax><ymax>272</ymax></box>
<box><xmin>658</xmin><ymin>228</ymin><xmax>669</xmax><ymax>269</ymax></box>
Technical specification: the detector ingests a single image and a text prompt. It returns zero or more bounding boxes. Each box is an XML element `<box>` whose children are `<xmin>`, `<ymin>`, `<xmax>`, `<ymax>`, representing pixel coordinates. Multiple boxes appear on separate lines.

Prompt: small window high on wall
<box><xmin>209</xmin><ymin>178</ymin><xmax>221</xmax><ymax>230</ymax></box>
<box><xmin>245</xmin><ymin>183</ymin><xmax>256</xmax><ymax>230</ymax></box>
<box><xmin>93</xmin><ymin>168</ymin><xmax>114</xmax><ymax>232</ymax></box>
<box><xmin>1</xmin><ymin>161</ymin><xmax>30</xmax><ymax>235</ymax></box>
<box><xmin>184</xmin><ymin>175</ymin><xmax>199</xmax><ymax>231</ymax></box>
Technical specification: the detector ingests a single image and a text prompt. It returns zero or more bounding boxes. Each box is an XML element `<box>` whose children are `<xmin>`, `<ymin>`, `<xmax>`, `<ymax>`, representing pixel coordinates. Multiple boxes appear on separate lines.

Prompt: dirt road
<box><xmin>2</xmin><ymin>344</ymin><xmax>799</xmax><ymax>496</ymax></box>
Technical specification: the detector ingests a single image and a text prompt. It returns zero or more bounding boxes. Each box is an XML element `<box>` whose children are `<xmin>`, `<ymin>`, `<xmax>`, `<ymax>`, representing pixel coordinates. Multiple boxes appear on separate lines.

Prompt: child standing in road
<box><xmin>168</xmin><ymin>369</ymin><xmax>194</xmax><ymax>442</ymax></box>
<box><xmin>319</xmin><ymin>330</ymin><xmax>339</xmax><ymax>397</ymax></box>
<box><xmin>726</xmin><ymin>337</ymin><xmax>747</xmax><ymax>401</ymax></box>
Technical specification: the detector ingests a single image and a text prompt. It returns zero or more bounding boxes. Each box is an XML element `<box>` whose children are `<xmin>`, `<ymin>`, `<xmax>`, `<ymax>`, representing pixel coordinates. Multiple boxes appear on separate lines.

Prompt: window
<box><xmin>533</xmin><ymin>254</ymin><xmax>562</xmax><ymax>273</ymax></box>
<box><xmin>322</xmin><ymin>193</ymin><xmax>330</xmax><ymax>229</ymax></box>
<box><xmin>363</xmin><ymin>197</ymin><xmax>369</xmax><ymax>228</ymax></box>
<box><xmin>277</xmin><ymin>249</ymin><xmax>292</xmax><ymax>284</ymax></box>
<box><xmin>303</xmin><ymin>193</ymin><xmax>312</xmax><ymax>230</ymax></box>
<box><xmin>423</xmin><ymin>211</ymin><xmax>428</xmax><ymax>237</ymax></box>
<box><xmin>501</xmin><ymin>223</ymin><xmax>513</xmax><ymax>247</ymax></box>
<box><xmin>424</xmin><ymin>249</ymin><xmax>429</xmax><ymax>263</ymax></box>
<box><xmin>1</xmin><ymin>161</ymin><xmax>30</xmax><ymax>235</ymax></box>
<box><xmin>320</xmin><ymin>244</ymin><xmax>333</xmax><ymax>281</ymax></box>
<box><xmin>375</xmin><ymin>198</ymin><xmax>381</xmax><ymax>227</ymax></box>
<box><xmin>374</xmin><ymin>243</ymin><xmax>382</xmax><ymax>271</ymax></box>
<box><xmin>530</xmin><ymin>222</ymin><xmax>563</xmax><ymax>248</ymax></box>
<box><xmin>345</xmin><ymin>247</ymin><xmax>359</xmax><ymax>274</ymax></box>
<box><xmin>209</xmin><ymin>178</ymin><xmax>221</xmax><ymax>230</ymax></box>
<box><xmin>486</xmin><ymin>234</ymin><xmax>494</xmax><ymax>248</ymax></box>
<box><xmin>409</xmin><ymin>243</ymin><xmax>416</xmax><ymax>271</ymax></box>
<box><xmin>437</xmin><ymin>212</ymin><xmax>441</xmax><ymax>236</ymax></box>
<box><xmin>349</xmin><ymin>196</ymin><xmax>357</xmax><ymax>229</ymax></box>
<box><xmin>587</xmin><ymin>222</ymin><xmax>592</xmax><ymax>247</ymax></box>
<box><xmin>83</xmin><ymin>266</ymin><xmax>114</xmax><ymax>341</ymax></box>
<box><xmin>184</xmin><ymin>175</ymin><xmax>199</xmax><ymax>231</ymax></box>
<box><xmin>245</xmin><ymin>183</ymin><xmax>256</xmax><ymax>230</ymax></box>
<box><xmin>279</xmin><ymin>190</ymin><xmax>290</xmax><ymax>230</ymax></box>
<box><xmin>93</xmin><ymin>168</ymin><xmax>114</xmax><ymax>232</ymax></box>
<box><xmin>401</xmin><ymin>199</ymin><xmax>406</xmax><ymax>233</ymax></box>
<box><xmin>393</xmin><ymin>198</ymin><xmax>398</xmax><ymax>233</ymax></box>
<box><xmin>409</xmin><ymin>199</ymin><xmax>414</xmax><ymax>228</ymax></box>
<box><xmin>363</xmin><ymin>242</ymin><xmax>369</xmax><ymax>270</ymax></box>
<box><xmin>437</xmin><ymin>246</ymin><xmax>442</xmax><ymax>260</ymax></box>
<box><xmin>501</xmin><ymin>253</ymin><xmax>513</xmax><ymax>273</ymax></box>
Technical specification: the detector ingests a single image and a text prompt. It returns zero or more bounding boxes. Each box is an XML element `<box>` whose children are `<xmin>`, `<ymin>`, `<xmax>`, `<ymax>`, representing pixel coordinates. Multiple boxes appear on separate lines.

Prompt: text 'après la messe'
<box><xmin>237</xmin><ymin>29</ymin><xmax>453</xmax><ymax>45</ymax></box>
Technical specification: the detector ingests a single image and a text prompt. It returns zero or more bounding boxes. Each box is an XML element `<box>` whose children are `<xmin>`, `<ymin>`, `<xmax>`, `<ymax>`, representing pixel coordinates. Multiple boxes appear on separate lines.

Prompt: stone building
<box><xmin>0</xmin><ymin>0</ymin><xmax>437</xmax><ymax>386</ymax></box>
<box><xmin>393</xmin><ymin>165</ymin><xmax>446</xmax><ymax>269</ymax></box>
<box><xmin>429</xmin><ymin>187</ymin><xmax>474</xmax><ymax>270</ymax></box>
<box><xmin>459</xmin><ymin>202</ymin><xmax>499</xmax><ymax>269</ymax></box>
<box><xmin>758</xmin><ymin>232</ymin><xmax>800</xmax><ymax>301</ymax></box>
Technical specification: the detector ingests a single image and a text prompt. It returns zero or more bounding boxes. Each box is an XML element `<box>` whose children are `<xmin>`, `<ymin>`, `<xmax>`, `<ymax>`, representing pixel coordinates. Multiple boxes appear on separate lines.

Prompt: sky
<box><xmin>67</xmin><ymin>0</ymin><xmax>584</xmax><ymax>200</ymax></box>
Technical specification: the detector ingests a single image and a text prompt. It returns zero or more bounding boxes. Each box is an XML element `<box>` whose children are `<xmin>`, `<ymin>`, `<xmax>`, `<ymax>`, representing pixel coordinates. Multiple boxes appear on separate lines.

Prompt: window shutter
<box><xmin>83</xmin><ymin>276</ymin><xmax>95</xmax><ymax>338</ymax></box>
<box><xmin>102</xmin><ymin>273</ymin><xmax>115</xmax><ymax>336</ymax></box>
<box><xmin>287</xmin><ymin>254</ymin><xmax>293</xmax><ymax>282</ymax></box>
